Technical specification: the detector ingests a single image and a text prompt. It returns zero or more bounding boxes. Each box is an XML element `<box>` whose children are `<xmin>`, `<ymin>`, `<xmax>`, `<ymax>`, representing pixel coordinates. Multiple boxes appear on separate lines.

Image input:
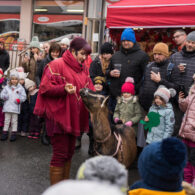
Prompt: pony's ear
<box><xmin>101</xmin><ymin>96</ymin><xmax>109</xmax><ymax>108</ymax></box>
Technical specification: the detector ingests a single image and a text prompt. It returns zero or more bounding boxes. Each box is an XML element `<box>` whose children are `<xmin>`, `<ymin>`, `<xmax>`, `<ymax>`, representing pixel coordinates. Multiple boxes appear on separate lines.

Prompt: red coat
<box><xmin>34</xmin><ymin>50</ymin><xmax>94</xmax><ymax>136</ymax></box>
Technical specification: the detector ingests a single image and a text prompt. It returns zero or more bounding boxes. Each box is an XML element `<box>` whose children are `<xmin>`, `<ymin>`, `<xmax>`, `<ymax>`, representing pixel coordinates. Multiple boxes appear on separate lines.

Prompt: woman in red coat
<box><xmin>34</xmin><ymin>37</ymin><xmax>94</xmax><ymax>185</ymax></box>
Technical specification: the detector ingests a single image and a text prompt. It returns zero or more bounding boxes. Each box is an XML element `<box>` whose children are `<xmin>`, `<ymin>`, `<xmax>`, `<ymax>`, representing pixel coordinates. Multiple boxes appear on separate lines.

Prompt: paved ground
<box><xmin>0</xmin><ymin>133</ymin><xmax>140</xmax><ymax>195</ymax></box>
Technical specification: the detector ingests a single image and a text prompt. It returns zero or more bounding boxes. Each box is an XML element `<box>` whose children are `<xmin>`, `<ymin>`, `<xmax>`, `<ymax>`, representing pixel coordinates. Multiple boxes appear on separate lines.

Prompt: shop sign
<box><xmin>37</xmin><ymin>17</ymin><xmax>49</xmax><ymax>22</ymax></box>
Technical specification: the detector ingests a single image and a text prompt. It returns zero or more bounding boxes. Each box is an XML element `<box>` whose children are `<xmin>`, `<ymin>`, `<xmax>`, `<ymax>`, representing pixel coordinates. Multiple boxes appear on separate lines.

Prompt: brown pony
<box><xmin>80</xmin><ymin>88</ymin><xmax>137</xmax><ymax>168</ymax></box>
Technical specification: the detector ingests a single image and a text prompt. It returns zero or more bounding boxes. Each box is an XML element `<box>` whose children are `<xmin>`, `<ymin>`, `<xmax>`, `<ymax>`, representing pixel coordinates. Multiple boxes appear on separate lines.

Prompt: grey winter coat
<box><xmin>146</xmin><ymin>103</ymin><xmax>175</xmax><ymax>144</ymax></box>
<box><xmin>1</xmin><ymin>84</ymin><xmax>26</xmax><ymax>114</ymax></box>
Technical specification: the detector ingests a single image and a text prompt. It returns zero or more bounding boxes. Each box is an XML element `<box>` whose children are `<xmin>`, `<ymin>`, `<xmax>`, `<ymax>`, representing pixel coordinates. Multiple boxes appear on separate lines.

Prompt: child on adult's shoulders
<box><xmin>113</xmin><ymin>77</ymin><xmax>143</xmax><ymax>133</ymax></box>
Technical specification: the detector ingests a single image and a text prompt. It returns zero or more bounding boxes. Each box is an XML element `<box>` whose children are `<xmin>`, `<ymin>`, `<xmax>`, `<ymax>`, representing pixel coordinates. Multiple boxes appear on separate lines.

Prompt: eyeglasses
<box><xmin>173</xmin><ymin>34</ymin><xmax>184</xmax><ymax>40</ymax></box>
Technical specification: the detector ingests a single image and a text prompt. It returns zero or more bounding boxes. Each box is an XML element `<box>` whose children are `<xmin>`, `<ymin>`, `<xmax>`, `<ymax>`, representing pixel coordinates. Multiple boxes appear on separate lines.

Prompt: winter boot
<box><xmin>50</xmin><ymin>166</ymin><xmax>65</xmax><ymax>185</ymax></box>
<box><xmin>1</xmin><ymin>131</ymin><xmax>8</xmax><ymax>141</ymax></box>
<box><xmin>10</xmin><ymin>132</ymin><xmax>17</xmax><ymax>142</ymax></box>
<box><xmin>64</xmin><ymin>160</ymin><xmax>71</xmax><ymax>180</ymax></box>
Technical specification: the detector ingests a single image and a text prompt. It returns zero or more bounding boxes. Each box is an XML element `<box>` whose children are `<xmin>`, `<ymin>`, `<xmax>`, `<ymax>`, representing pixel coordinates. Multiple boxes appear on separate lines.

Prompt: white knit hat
<box><xmin>42</xmin><ymin>180</ymin><xmax>124</xmax><ymax>195</ymax></box>
<box><xmin>60</xmin><ymin>37</ymin><xmax>70</xmax><ymax>46</ymax></box>
<box><xmin>24</xmin><ymin>78</ymin><xmax>35</xmax><ymax>90</ymax></box>
<box><xmin>10</xmin><ymin>70</ymin><xmax>19</xmax><ymax>79</ymax></box>
<box><xmin>154</xmin><ymin>85</ymin><xmax>176</xmax><ymax>103</ymax></box>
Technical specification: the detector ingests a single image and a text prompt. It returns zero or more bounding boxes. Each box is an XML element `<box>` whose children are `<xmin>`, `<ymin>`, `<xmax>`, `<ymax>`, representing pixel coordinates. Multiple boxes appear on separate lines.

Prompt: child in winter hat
<box><xmin>24</xmin><ymin>78</ymin><xmax>41</xmax><ymax>139</ymax></box>
<box><xmin>0</xmin><ymin>70</ymin><xmax>26</xmax><ymax>141</ymax></box>
<box><xmin>113</xmin><ymin>77</ymin><xmax>143</xmax><ymax>133</ymax></box>
<box><xmin>93</xmin><ymin>76</ymin><xmax>105</xmax><ymax>93</ymax></box>
<box><xmin>129</xmin><ymin>137</ymin><xmax>187</xmax><ymax>194</ymax></box>
<box><xmin>42</xmin><ymin>180</ymin><xmax>124</xmax><ymax>195</ymax></box>
<box><xmin>76</xmin><ymin>156</ymin><xmax>128</xmax><ymax>193</ymax></box>
<box><xmin>142</xmin><ymin>85</ymin><xmax>176</xmax><ymax>144</ymax></box>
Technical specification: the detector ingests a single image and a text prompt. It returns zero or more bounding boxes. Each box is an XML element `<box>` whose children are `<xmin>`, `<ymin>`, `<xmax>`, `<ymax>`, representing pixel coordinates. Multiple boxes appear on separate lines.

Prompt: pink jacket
<box><xmin>179</xmin><ymin>84</ymin><xmax>195</xmax><ymax>142</ymax></box>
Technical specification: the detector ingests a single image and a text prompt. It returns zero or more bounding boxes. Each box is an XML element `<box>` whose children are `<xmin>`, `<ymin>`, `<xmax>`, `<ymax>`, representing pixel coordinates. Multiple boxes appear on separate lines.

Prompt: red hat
<box><xmin>0</xmin><ymin>68</ymin><xmax>3</xmax><ymax>76</ymax></box>
<box><xmin>121</xmin><ymin>77</ymin><xmax>135</xmax><ymax>95</ymax></box>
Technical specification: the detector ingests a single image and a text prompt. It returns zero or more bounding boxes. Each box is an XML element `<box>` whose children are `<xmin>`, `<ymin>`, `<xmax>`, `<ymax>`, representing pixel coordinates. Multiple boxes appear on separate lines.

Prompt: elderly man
<box><xmin>106</xmin><ymin>28</ymin><xmax>149</xmax><ymax>121</ymax></box>
<box><xmin>172</xmin><ymin>29</ymin><xmax>187</xmax><ymax>53</ymax></box>
<box><xmin>139</xmin><ymin>42</ymin><xmax>179</xmax><ymax>112</ymax></box>
<box><xmin>171</xmin><ymin>31</ymin><xmax>195</xmax><ymax>136</ymax></box>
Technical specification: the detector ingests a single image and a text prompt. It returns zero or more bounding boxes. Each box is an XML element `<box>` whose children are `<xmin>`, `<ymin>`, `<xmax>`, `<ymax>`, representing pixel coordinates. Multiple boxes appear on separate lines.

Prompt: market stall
<box><xmin>106</xmin><ymin>0</ymin><xmax>195</xmax><ymax>56</ymax></box>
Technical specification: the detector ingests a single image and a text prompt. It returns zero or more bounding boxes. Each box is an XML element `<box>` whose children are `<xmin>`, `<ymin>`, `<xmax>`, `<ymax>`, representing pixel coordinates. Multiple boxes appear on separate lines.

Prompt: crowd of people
<box><xmin>0</xmin><ymin>27</ymin><xmax>195</xmax><ymax>194</ymax></box>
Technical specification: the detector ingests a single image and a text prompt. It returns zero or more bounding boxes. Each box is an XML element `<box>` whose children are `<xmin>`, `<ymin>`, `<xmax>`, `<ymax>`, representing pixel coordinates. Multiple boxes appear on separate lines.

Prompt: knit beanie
<box><xmin>121</xmin><ymin>77</ymin><xmax>135</xmax><ymax>95</ymax></box>
<box><xmin>42</xmin><ymin>180</ymin><xmax>124</xmax><ymax>195</ymax></box>
<box><xmin>0</xmin><ymin>68</ymin><xmax>3</xmax><ymax>76</ymax></box>
<box><xmin>76</xmin><ymin>156</ymin><xmax>128</xmax><ymax>193</ymax></box>
<box><xmin>101</xmin><ymin>42</ymin><xmax>114</xmax><ymax>54</ymax></box>
<box><xmin>94</xmin><ymin>76</ymin><xmax>105</xmax><ymax>86</ymax></box>
<box><xmin>154</xmin><ymin>85</ymin><xmax>176</xmax><ymax>103</ymax></box>
<box><xmin>18</xmin><ymin>72</ymin><xmax>28</xmax><ymax>80</ymax></box>
<box><xmin>187</xmin><ymin>31</ymin><xmax>195</xmax><ymax>42</ymax></box>
<box><xmin>70</xmin><ymin>37</ymin><xmax>91</xmax><ymax>54</ymax></box>
<box><xmin>29</xmin><ymin>36</ymin><xmax>40</xmax><ymax>50</ymax></box>
<box><xmin>132</xmin><ymin>137</ymin><xmax>187</xmax><ymax>192</ymax></box>
<box><xmin>153</xmin><ymin>42</ymin><xmax>169</xmax><ymax>57</ymax></box>
<box><xmin>60</xmin><ymin>37</ymin><xmax>70</xmax><ymax>46</ymax></box>
<box><xmin>121</xmin><ymin>28</ymin><xmax>136</xmax><ymax>43</ymax></box>
<box><xmin>24</xmin><ymin>78</ymin><xmax>35</xmax><ymax>90</ymax></box>
<box><xmin>10</xmin><ymin>70</ymin><xmax>19</xmax><ymax>79</ymax></box>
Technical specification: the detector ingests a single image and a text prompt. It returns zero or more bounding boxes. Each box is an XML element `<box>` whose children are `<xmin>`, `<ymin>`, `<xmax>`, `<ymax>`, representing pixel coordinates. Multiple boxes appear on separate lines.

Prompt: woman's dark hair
<box><xmin>49</xmin><ymin>42</ymin><xmax>61</xmax><ymax>55</ymax></box>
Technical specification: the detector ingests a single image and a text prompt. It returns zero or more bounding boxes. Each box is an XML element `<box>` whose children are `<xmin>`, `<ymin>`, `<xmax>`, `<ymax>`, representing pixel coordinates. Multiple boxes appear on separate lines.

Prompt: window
<box><xmin>33</xmin><ymin>0</ymin><xmax>84</xmax><ymax>42</ymax></box>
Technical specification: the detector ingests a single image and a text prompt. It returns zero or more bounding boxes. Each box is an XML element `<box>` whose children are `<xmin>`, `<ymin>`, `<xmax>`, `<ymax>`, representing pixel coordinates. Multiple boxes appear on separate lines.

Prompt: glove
<box><xmin>16</xmin><ymin>99</ymin><xmax>20</xmax><ymax>104</ymax></box>
<box><xmin>125</xmin><ymin>121</ymin><xmax>133</xmax><ymax>127</ymax></box>
<box><xmin>114</xmin><ymin>118</ymin><xmax>119</xmax><ymax>123</ymax></box>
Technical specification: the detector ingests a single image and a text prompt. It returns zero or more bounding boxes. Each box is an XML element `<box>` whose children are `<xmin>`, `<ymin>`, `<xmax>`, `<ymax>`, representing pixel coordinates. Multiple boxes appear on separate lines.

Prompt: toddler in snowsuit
<box><xmin>0</xmin><ymin>70</ymin><xmax>26</xmax><ymax>141</ymax></box>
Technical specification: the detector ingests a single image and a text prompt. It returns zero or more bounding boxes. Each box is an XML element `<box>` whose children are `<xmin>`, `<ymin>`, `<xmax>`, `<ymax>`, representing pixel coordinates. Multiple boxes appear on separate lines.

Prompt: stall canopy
<box><xmin>107</xmin><ymin>0</ymin><xmax>195</xmax><ymax>28</ymax></box>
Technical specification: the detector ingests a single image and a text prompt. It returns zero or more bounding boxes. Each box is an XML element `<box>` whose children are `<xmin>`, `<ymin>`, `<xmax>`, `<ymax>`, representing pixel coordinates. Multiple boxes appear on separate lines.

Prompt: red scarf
<box><xmin>34</xmin><ymin>50</ymin><xmax>94</xmax><ymax>136</ymax></box>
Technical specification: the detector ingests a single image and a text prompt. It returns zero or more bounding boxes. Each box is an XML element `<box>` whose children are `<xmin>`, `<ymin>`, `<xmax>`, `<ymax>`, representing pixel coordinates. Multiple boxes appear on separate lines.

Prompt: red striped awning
<box><xmin>107</xmin><ymin>0</ymin><xmax>195</xmax><ymax>28</ymax></box>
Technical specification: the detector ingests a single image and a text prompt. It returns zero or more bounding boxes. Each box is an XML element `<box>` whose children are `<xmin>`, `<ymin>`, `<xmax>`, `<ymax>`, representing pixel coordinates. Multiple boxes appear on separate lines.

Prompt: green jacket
<box><xmin>113</xmin><ymin>96</ymin><xmax>143</xmax><ymax>126</ymax></box>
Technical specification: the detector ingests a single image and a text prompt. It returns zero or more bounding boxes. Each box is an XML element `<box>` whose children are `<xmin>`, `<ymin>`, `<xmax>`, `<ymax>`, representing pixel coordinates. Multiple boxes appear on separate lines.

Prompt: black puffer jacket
<box><xmin>0</xmin><ymin>50</ymin><xmax>10</xmax><ymax>72</ymax></box>
<box><xmin>170</xmin><ymin>47</ymin><xmax>195</xmax><ymax>96</ymax></box>
<box><xmin>36</xmin><ymin>54</ymin><xmax>53</xmax><ymax>87</ymax></box>
<box><xmin>139</xmin><ymin>59</ymin><xmax>180</xmax><ymax>112</ymax></box>
<box><xmin>106</xmin><ymin>43</ymin><xmax>149</xmax><ymax>97</ymax></box>
<box><xmin>89</xmin><ymin>56</ymin><xmax>105</xmax><ymax>82</ymax></box>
